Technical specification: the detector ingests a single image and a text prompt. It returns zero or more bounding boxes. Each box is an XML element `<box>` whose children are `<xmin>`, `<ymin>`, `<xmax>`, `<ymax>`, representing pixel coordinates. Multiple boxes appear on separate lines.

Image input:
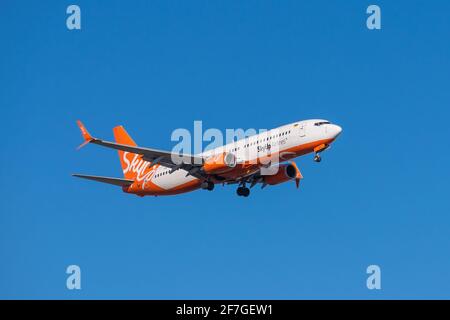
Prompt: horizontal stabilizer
<box><xmin>72</xmin><ymin>174</ymin><xmax>134</xmax><ymax>186</ymax></box>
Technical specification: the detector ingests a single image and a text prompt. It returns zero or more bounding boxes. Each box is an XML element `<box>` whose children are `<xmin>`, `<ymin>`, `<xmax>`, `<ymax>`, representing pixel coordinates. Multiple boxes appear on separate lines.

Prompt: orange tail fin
<box><xmin>113</xmin><ymin>125</ymin><xmax>141</xmax><ymax>180</ymax></box>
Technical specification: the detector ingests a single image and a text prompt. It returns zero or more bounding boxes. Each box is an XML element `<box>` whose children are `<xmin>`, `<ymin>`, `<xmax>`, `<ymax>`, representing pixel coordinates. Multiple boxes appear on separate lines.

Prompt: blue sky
<box><xmin>1</xmin><ymin>0</ymin><xmax>450</xmax><ymax>299</ymax></box>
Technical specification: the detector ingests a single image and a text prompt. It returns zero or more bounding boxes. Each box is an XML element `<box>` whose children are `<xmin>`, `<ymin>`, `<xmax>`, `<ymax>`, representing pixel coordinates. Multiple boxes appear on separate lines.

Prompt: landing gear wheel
<box><xmin>202</xmin><ymin>181</ymin><xmax>215</xmax><ymax>191</ymax></box>
<box><xmin>314</xmin><ymin>154</ymin><xmax>322</xmax><ymax>162</ymax></box>
<box><xmin>237</xmin><ymin>187</ymin><xmax>250</xmax><ymax>197</ymax></box>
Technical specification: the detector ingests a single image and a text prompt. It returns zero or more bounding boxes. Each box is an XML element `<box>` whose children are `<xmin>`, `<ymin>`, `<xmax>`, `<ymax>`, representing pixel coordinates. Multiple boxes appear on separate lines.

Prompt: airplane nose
<box><xmin>329</xmin><ymin>124</ymin><xmax>342</xmax><ymax>138</ymax></box>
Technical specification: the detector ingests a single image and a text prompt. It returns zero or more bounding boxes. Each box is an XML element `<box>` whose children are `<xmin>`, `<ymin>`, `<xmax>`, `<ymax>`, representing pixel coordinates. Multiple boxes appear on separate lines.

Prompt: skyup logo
<box><xmin>122</xmin><ymin>152</ymin><xmax>156</xmax><ymax>182</ymax></box>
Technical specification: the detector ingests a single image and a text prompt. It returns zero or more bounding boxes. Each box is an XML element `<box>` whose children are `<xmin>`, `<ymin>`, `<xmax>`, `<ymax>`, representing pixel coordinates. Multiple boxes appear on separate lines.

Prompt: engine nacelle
<box><xmin>263</xmin><ymin>163</ymin><xmax>300</xmax><ymax>186</ymax></box>
<box><xmin>203</xmin><ymin>152</ymin><xmax>237</xmax><ymax>174</ymax></box>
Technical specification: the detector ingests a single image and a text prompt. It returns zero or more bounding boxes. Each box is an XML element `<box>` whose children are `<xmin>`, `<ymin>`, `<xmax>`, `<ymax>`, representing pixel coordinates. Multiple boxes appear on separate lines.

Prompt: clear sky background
<box><xmin>1</xmin><ymin>0</ymin><xmax>450</xmax><ymax>299</ymax></box>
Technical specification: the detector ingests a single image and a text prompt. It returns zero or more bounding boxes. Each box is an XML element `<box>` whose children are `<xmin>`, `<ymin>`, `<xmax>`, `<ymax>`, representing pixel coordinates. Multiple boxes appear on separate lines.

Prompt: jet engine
<box><xmin>263</xmin><ymin>162</ymin><xmax>302</xmax><ymax>188</ymax></box>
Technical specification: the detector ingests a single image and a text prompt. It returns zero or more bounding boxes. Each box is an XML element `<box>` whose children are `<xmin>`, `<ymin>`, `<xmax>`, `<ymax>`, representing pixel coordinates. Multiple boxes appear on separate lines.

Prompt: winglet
<box><xmin>76</xmin><ymin>120</ymin><xmax>94</xmax><ymax>150</ymax></box>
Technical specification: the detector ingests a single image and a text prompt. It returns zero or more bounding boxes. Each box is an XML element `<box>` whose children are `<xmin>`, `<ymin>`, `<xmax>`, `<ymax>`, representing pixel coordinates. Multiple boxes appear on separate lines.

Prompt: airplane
<box><xmin>73</xmin><ymin>119</ymin><xmax>342</xmax><ymax>197</ymax></box>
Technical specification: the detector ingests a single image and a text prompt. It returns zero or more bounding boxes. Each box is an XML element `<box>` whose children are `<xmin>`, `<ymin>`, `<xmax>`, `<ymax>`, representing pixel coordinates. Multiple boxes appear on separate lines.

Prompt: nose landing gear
<box><xmin>313</xmin><ymin>143</ymin><xmax>329</xmax><ymax>163</ymax></box>
<box><xmin>314</xmin><ymin>153</ymin><xmax>322</xmax><ymax>162</ymax></box>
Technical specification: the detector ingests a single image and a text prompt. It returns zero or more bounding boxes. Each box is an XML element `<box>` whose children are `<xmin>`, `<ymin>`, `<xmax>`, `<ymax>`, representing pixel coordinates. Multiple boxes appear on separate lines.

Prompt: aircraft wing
<box><xmin>76</xmin><ymin>121</ymin><xmax>204</xmax><ymax>169</ymax></box>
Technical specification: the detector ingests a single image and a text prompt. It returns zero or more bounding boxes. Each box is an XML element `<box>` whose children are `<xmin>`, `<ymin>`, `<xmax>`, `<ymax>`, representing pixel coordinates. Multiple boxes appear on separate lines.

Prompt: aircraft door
<box><xmin>299</xmin><ymin>123</ymin><xmax>306</xmax><ymax>137</ymax></box>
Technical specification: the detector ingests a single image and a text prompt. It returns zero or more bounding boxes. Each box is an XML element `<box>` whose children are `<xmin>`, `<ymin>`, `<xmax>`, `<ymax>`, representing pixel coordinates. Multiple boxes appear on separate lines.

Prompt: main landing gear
<box><xmin>201</xmin><ymin>181</ymin><xmax>214</xmax><ymax>191</ymax></box>
<box><xmin>236</xmin><ymin>186</ymin><xmax>250</xmax><ymax>197</ymax></box>
<box><xmin>314</xmin><ymin>153</ymin><xmax>322</xmax><ymax>163</ymax></box>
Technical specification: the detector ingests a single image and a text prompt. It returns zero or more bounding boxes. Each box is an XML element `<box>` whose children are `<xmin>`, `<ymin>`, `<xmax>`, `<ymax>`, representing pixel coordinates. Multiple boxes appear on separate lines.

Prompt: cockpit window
<box><xmin>314</xmin><ymin>121</ymin><xmax>330</xmax><ymax>126</ymax></box>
